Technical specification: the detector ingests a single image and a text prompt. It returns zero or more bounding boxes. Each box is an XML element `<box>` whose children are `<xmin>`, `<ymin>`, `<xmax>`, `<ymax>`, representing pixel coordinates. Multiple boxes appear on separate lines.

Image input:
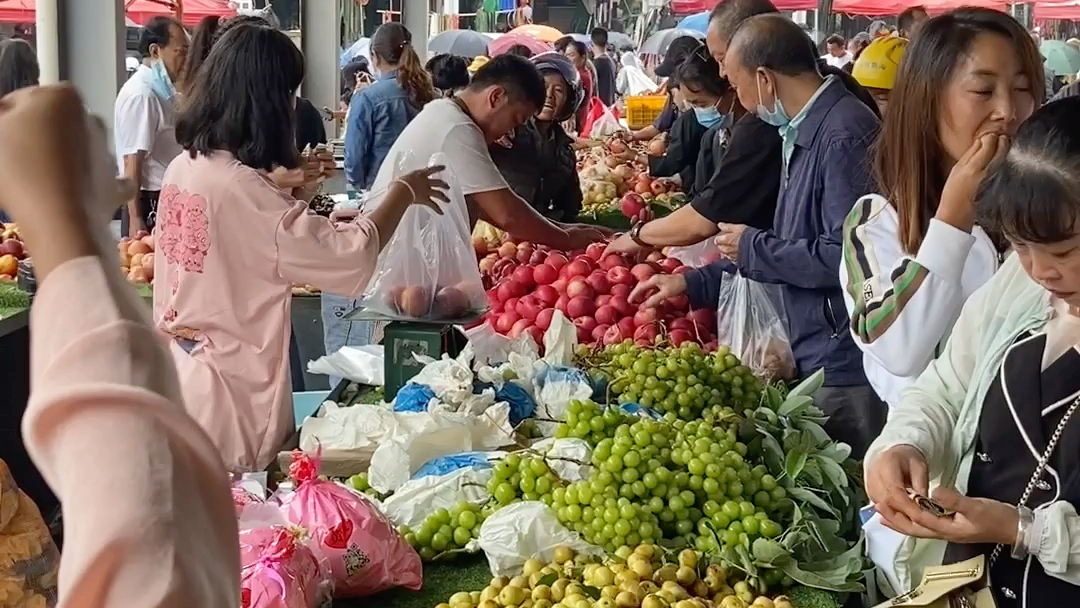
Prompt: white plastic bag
<box><xmin>382</xmin><ymin>466</ymin><xmax>497</xmax><ymax>529</ymax></box>
<box><xmin>478</xmin><ymin>502</ymin><xmax>601</xmax><ymax>577</ymax></box>
<box><xmin>716</xmin><ymin>272</ymin><xmax>796</xmax><ymax>380</ymax></box>
<box><xmin>665</xmin><ymin>240</ymin><xmax>721</xmax><ymax>268</ymax></box>
<box><xmin>528</xmin><ymin>438</ymin><xmax>593</xmax><ymax>481</ymax></box>
<box><xmin>359</xmin><ymin>152</ymin><xmax>486</xmax><ymax>320</ymax></box>
<box><xmin>306</xmin><ymin>344</ymin><xmax>385</xmax><ymax>384</ymax></box>
<box><xmin>589</xmin><ymin>106</ymin><xmax>621</xmax><ymax>139</ymax></box>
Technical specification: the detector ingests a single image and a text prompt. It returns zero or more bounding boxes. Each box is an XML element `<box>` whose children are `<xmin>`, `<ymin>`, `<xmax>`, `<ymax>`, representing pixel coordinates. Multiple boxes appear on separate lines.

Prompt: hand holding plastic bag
<box><xmin>716</xmin><ymin>272</ymin><xmax>796</xmax><ymax>381</ymax></box>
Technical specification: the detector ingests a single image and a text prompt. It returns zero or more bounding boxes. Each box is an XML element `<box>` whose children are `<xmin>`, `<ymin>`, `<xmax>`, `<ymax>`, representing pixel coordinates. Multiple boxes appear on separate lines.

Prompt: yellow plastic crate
<box><xmin>625</xmin><ymin>95</ymin><xmax>668</xmax><ymax>130</ymax></box>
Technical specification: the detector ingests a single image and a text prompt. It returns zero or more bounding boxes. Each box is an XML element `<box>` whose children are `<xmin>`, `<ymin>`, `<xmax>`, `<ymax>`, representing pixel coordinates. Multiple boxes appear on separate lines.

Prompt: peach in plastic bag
<box><xmin>278</xmin><ymin>451</ymin><xmax>422</xmax><ymax>598</ymax></box>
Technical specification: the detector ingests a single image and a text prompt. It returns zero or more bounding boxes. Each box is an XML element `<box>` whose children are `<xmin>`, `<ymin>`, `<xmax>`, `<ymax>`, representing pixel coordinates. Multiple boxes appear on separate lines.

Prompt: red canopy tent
<box><xmin>0</xmin><ymin>0</ymin><xmax>236</xmax><ymax>25</ymax></box>
<box><xmin>1035</xmin><ymin>0</ymin><xmax>1080</xmax><ymax>20</ymax></box>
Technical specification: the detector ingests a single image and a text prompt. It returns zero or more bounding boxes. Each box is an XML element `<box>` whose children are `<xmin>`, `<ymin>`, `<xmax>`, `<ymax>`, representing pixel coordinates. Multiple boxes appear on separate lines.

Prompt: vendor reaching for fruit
<box><xmin>489</xmin><ymin>52</ymin><xmax>587</xmax><ymax>223</ymax></box>
<box><xmin>153</xmin><ymin>22</ymin><xmax>449</xmax><ymax>472</ymax></box>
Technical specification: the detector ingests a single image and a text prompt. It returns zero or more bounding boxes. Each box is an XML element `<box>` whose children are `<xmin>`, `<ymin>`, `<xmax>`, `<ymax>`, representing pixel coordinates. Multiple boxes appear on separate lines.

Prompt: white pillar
<box><xmin>301</xmin><ymin>0</ymin><xmax>341</xmax><ymax>118</ymax></box>
<box><xmin>403</xmin><ymin>0</ymin><xmax>429</xmax><ymax>61</ymax></box>
<box><xmin>41</xmin><ymin>0</ymin><xmax>124</xmax><ymax>127</ymax></box>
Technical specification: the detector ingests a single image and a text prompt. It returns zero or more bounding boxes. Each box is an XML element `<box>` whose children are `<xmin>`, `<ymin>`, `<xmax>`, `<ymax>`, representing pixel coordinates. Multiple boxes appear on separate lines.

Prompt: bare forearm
<box><xmin>122</xmin><ymin>155</ymin><xmax>143</xmax><ymax>219</ymax></box>
<box><xmin>364</xmin><ymin>182</ymin><xmax>413</xmax><ymax>251</ymax></box>
<box><xmin>632</xmin><ymin>126</ymin><xmax>658</xmax><ymax>142</ymax></box>
<box><xmin>472</xmin><ymin>191</ymin><xmax>572</xmax><ymax>249</ymax></box>
<box><xmin>639</xmin><ymin>206</ymin><xmax>717</xmax><ymax>247</ymax></box>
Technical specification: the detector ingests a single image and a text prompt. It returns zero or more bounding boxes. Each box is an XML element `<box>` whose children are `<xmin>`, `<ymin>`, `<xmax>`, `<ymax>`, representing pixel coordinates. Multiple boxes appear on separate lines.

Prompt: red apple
<box><xmin>533</xmin><ymin>263</ymin><xmax>558</xmax><ymax>286</ymax></box>
<box><xmin>497</xmin><ymin>242</ymin><xmax>517</xmax><ymax>259</ymax></box>
<box><xmin>610</xmin><ymin>294</ymin><xmax>635</xmax><ymax>317</ymax></box>
<box><xmin>495</xmin><ymin>311</ymin><xmax>520</xmax><ymax>333</ymax></box>
<box><xmin>496</xmin><ymin>280</ymin><xmax>527</xmax><ymax>302</ymax></box>
<box><xmin>551</xmin><ymin>278</ymin><xmax>568</xmax><ymax>294</ymax></box>
<box><xmin>668</xmin><ymin>294</ymin><xmax>689</xmax><ymax>311</ymax></box>
<box><xmin>669</xmin><ymin>329</ymin><xmax>693</xmax><ymax>346</ymax></box>
<box><xmin>631</xmin><ymin>263</ymin><xmax>656</xmax><ymax>282</ymax></box>
<box><xmin>688</xmin><ymin>308</ymin><xmax>716</xmax><ymax>331</ymax></box>
<box><xmin>510</xmin><ymin>318</ymin><xmax>533</xmax><ymax>338</ymax></box>
<box><xmin>650</xmin><ymin>180</ymin><xmax>666</xmax><ymax>195</ymax></box>
<box><xmin>434</xmin><ymin>285</ymin><xmax>470</xmax><ymax>318</ymax></box>
<box><xmin>535</xmin><ymin>285</ymin><xmax>559</xmax><ymax>307</ymax></box>
<box><xmin>670</xmin><ymin>317</ymin><xmax>695</xmax><ymax>333</ymax></box>
<box><xmin>595</xmin><ymin>304</ymin><xmax>619</xmax><ymax>326</ymax></box>
<box><xmin>600</xmin><ymin>254</ymin><xmax>627</xmax><ymax>271</ymax></box>
<box><xmin>617</xmin><ymin>316</ymin><xmax>636</xmax><ymax>338</ymax></box>
<box><xmin>620</xmin><ymin>192</ymin><xmax>646</xmax><ymax>219</ymax></box>
<box><xmin>586</xmin><ymin>272</ymin><xmax>611</xmax><ymax>295</ymax></box>
<box><xmin>512</xmin><ymin>265</ymin><xmax>536</xmax><ymax>288</ymax></box>
<box><xmin>504</xmin><ymin>297</ymin><xmax>521</xmax><ymax>314</ymax></box>
<box><xmin>607</xmin><ymin>266</ymin><xmax>634</xmax><ymax>286</ymax></box>
<box><xmin>610</xmin><ymin>283</ymin><xmax>632</xmax><ymax>299</ymax></box>
<box><xmin>586</xmin><ymin>242</ymin><xmax>607</xmax><ymax>261</ymax></box>
<box><xmin>634</xmin><ymin>322</ymin><xmax>659</xmax><ymax>344</ymax></box>
<box><xmin>555</xmin><ymin>295</ymin><xmax>571</xmax><ymax>314</ymax></box>
<box><xmin>592</xmin><ymin>323</ymin><xmax>610</xmax><ymax>343</ymax></box>
<box><xmin>566</xmin><ymin>278</ymin><xmax>595</xmax><ymax>300</ymax></box>
<box><xmin>565</xmin><ymin>260</ymin><xmax>591</xmax><ymax>278</ymax></box>
<box><xmin>634</xmin><ymin>308</ymin><xmax>658</xmax><ymax>327</ymax></box>
<box><xmin>567</xmin><ymin>296</ymin><xmax>595</xmax><ymax>319</ymax></box>
<box><xmin>524</xmin><ymin>325</ymin><xmax>545</xmax><ymax>346</ymax></box>
<box><xmin>536</xmin><ymin>308</ymin><xmax>556</xmax><ymax>331</ymax></box>
<box><xmin>603</xmin><ymin>325</ymin><xmax>626</xmax><ymax>345</ymax></box>
<box><xmin>545</xmin><ymin>252</ymin><xmax>569</xmax><ymax>270</ymax></box>
<box><xmin>517</xmin><ymin>296</ymin><xmax>542</xmax><ymax>322</ymax></box>
<box><xmin>660</xmin><ymin>257</ymin><xmax>682</xmax><ymax>273</ymax></box>
<box><xmin>595</xmin><ymin>294</ymin><xmax>612</xmax><ymax>308</ymax></box>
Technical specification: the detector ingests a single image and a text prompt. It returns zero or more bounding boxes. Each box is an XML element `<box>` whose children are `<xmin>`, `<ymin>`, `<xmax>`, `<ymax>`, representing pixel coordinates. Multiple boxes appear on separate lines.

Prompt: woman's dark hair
<box><xmin>0</xmin><ymin>39</ymin><xmax>39</xmax><ymax>98</ymax></box>
<box><xmin>425</xmin><ymin>53</ymin><xmax>470</xmax><ymax>92</ymax></box>
<box><xmin>872</xmin><ymin>7</ymin><xmax>1044</xmax><ymax>254</ymax></box>
<box><xmin>567</xmin><ymin>40</ymin><xmax>588</xmax><ymax>58</ymax></box>
<box><xmin>183</xmin><ymin>14</ymin><xmax>272</xmax><ymax>92</ymax></box>
<box><xmin>672</xmin><ymin>51</ymin><xmax>729</xmax><ymax>98</ymax></box>
<box><xmin>182</xmin><ymin>17</ymin><xmax>221</xmax><ymax>93</ymax></box>
<box><xmin>138</xmin><ymin>16</ymin><xmax>180</xmax><ymax>58</ymax></box>
<box><xmin>505</xmin><ymin>44</ymin><xmax>535</xmax><ymax>58</ymax></box>
<box><xmin>977</xmin><ymin>97</ymin><xmax>1080</xmax><ymax>244</ymax></box>
<box><xmin>341</xmin><ymin>58</ymin><xmax>372</xmax><ymax>105</ymax></box>
<box><xmin>176</xmin><ymin>23</ymin><xmax>305</xmax><ymax>172</ymax></box>
<box><xmin>371</xmin><ymin>23</ymin><xmax>435</xmax><ymax>108</ymax></box>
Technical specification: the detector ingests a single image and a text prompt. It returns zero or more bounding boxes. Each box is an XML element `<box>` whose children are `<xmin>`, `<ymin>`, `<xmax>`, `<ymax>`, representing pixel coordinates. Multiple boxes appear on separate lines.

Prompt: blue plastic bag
<box><xmin>619</xmin><ymin>403</ymin><xmax>663</xmax><ymax>419</ymax></box>
<box><xmin>474</xmin><ymin>381</ymin><xmax>536</xmax><ymax>425</ymax></box>
<box><xmin>413</xmin><ymin>451</ymin><xmax>495</xmax><ymax>479</ymax></box>
<box><xmin>393</xmin><ymin>382</ymin><xmax>437</xmax><ymax>412</ymax></box>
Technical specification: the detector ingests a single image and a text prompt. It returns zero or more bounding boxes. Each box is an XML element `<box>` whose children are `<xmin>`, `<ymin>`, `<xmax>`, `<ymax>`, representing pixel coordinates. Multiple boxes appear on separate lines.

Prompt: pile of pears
<box><xmin>434</xmin><ymin>545</ymin><xmax>795</xmax><ymax>608</ymax></box>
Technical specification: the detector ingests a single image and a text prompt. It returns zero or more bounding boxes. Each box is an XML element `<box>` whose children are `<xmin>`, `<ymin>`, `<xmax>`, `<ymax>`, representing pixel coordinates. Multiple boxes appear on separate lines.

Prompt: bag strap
<box><xmin>989</xmin><ymin>393</ymin><xmax>1080</xmax><ymax>565</ymax></box>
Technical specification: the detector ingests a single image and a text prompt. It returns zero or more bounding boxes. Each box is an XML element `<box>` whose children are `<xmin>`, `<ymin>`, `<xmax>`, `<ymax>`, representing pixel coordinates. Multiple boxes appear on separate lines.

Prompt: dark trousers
<box><xmin>120</xmin><ymin>189</ymin><xmax>160</xmax><ymax>236</ymax></box>
<box><xmin>814</xmin><ymin>385</ymin><xmax>888</xmax><ymax>460</ymax></box>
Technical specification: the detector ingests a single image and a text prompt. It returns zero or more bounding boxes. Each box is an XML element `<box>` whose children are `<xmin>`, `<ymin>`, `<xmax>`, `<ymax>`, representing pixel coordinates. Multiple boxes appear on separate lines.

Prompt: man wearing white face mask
<box><xmin>630</xmin><ymin>14</ymin><xmax>885</xmax><ymax>458</ymax></box>
<box><xmin>113</xmin><ymin>16</ymin><xmax>188</xmax><ymax>237</ymax></box>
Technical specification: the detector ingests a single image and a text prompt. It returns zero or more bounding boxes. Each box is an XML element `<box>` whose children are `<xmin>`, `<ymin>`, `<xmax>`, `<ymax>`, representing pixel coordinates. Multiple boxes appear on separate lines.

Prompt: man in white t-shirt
<box><xmin>113</xmin><ymin>16</ymin><xmax>188</xmax><ymax>236</ymax></box>
<box><xmin>370</xmin><ymin>54</ymin><xmax>604</xmax><ymax>251</ymax></box>
<box><xmin>821</xmin><ymin>34</ymin><xmax>853</xmax><ymax>70</ymax></box>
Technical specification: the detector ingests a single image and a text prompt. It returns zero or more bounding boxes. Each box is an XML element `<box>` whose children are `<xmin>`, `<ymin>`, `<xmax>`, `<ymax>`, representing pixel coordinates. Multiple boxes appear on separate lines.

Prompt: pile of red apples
<box><xmin>476</xmin><ymin>239</ymin><xmax>717</xmax><ymax>349</ymax></box>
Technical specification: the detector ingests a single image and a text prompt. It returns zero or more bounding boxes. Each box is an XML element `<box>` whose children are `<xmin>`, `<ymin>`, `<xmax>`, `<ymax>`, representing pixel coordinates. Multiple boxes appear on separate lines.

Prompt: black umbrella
<box><xmin>428</xmin><ymin>30</ymin><xmax>492</xmax><ymax>59</ymax></box>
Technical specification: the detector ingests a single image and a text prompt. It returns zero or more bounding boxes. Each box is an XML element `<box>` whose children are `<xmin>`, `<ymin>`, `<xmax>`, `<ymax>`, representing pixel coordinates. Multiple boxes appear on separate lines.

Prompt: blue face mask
<box><xmin>754</xmin><ymin>73</ymin><xmax>791</xmax><ymax>128</ymax></box>
<box><xmin>693</xmin><ymin>104</ymin><xmax>724</xmax><ymax>128</ymax></box>
<box><xmin>148</xmin><ymin>58</ymin><xmax>178</xmax><ymax>103</ymax></box>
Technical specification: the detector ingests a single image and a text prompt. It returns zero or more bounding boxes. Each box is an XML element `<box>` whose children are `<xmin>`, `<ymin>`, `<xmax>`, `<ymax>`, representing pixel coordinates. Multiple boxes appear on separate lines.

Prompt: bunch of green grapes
<box><xmin>346</xmin><ymin>472</ymin><xmax>388</xmax><ymax>500</ymax></box>
<box><xmin>486</xmin><ymin>453</ymin><xmax>564</xmax><ymax>506</ymax></box>
<box><xmin>592</xmin><ymin>342</ymin><xmax>763</xmax><ymax>419</ymax></box>
<box><xmin>401</xmin><ymin>500</ymin><xmax>487</xmax><ymax>561</ymax></box>
<box><xmin>553</xmin><ymin>399</ymin><xmax>632</xmax><ymax>444</ymax></box>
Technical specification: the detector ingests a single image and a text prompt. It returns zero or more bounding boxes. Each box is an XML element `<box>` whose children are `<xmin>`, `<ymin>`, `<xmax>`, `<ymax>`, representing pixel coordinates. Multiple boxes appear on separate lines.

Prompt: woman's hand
<box><xmin>604</xmin><ymin>232</ymin><xmax>650</xmax><ymax>258</ymax></box>
<box><xmin>629</xmin><ymin>273</ymin><xmax>687</xmax><ymax>309</ymax></box>
<box><xmin>866</xmin><ymin>445</ymin><xmax>937</xmax><ymax>536</ymax></box>
<box><xmin>901</xmin><ymin>487</ymin><xmax>1019</xmax><ymax>546</ymax></box>
<box><xmin>936</xmin><ymin>133</ymin><xmax>1008</xmax><ymax>231</ymax></box>
<box><xmin>391</xmin><ymin>165</ymin><xmax>450</xmax><ymax>214</ymax></box>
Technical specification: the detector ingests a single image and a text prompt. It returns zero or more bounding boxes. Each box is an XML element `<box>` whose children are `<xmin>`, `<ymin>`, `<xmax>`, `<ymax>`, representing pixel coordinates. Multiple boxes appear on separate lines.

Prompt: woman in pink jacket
<box><xmin>156</xmin><ymin>22</ymin><xmax>448</xmax><ymax>471</ymax></box>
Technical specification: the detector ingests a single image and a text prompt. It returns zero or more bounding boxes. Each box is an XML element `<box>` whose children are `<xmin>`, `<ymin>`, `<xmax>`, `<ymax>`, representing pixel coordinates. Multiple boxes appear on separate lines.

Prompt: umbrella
<box><xmin>511</xmin><ymin>23</ymin><xmax>565</xmax><ymax>43</ymax></box>
<box><xmin>608</xmin><ymin>32</ymin><xmax>635</xmax><ymax>52</ymax></box>
<box><xmin>428</xmin><ymin>29</ymin><xmax>492</xmax><ymax>58</ymax></box>
<box><xmin>1041</xmin><ymin>39</ymin><xmax>1080</xmax><ymax>76</ymax></box>
<box><xmin>639</xmin><ymin>28</ymin><xmax>704</xmax><ymax>56</ymax></box>
<box><xmin>488</xmin><ymin>32</ymin><xmax>553</xmax><ymax>57</ymax></box>
<box><xmin>340</xmin><ymin>37</ymin><xmax>371</xmax><ymax>69</ymax></box>
<box><xmin>677</xmin><ymin>12</ymin><xmax>709</xmax><ymax>34</ymax></box>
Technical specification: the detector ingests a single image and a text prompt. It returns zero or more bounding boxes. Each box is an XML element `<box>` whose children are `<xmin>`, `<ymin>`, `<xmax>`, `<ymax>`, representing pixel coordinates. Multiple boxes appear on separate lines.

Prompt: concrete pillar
<box><xmin>301</xmin><ymin>0</ymin><xmax>341</xmax><ymax>118</ymax></box>
<box><xmin>38</xmin><ymin>0</ymin><xmax>125</xmax><ymax>127</ymax></box>
<box><xmin>402</xmin><ymin>0</ymin><xmax>429</xmax><ymax>61</ymax></box>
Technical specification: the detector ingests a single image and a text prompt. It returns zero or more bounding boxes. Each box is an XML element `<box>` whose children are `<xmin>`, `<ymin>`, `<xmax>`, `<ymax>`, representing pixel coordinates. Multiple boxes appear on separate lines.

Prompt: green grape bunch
<box><xmin>486</xmin><ymin>453</ymin><xmax>565</xmax><ymax>506</ymax></box>
<box><xmin>401</xmin><ymin>500</ymin><xmax>487</xmax><ymax>561</ymax></box>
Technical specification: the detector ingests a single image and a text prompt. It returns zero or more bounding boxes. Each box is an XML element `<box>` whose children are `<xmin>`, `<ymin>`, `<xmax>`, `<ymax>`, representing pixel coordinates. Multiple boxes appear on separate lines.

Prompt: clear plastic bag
<box><xmin>665</xmin><ymin>239</ymin><xmax>721</xmax><ymax>268</ymax></box>
<box><xmin>715</xmin><ymin>272</ymin><xmax>796</xmax><ymax>381</ymax></box>
<box><xmin>359</xmin><ymin>152</ymin><xmax>486</xmax><ymax>321</ymax></box>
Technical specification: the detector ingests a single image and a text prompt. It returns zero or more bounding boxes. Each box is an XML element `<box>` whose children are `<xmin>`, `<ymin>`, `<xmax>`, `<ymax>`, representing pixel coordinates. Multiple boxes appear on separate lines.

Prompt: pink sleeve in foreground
<box><xmin>274</xmin><ymin>206</ymin><xmax>382</xmax><ymax>297</ymax></box>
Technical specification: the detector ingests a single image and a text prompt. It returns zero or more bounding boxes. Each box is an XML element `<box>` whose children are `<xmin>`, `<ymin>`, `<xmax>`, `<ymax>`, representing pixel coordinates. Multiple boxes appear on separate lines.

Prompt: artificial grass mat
<box><xmin>339</xmin><ymin>555</ymin><xmax>492</xmax><ymax>608</ymax></box>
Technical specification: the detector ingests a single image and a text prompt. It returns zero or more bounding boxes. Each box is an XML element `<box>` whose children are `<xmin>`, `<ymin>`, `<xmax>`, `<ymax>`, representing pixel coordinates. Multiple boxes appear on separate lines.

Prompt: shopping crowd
<box><xmin>1</xmin><ymin>0</ymin><xmax>1080</xmax><ymax>605</ymax></box>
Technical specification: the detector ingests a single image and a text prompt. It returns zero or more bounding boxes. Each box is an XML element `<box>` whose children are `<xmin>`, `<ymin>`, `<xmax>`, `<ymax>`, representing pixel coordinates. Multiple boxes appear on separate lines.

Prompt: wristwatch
<box><xmin>1011</xmin><ymin>505</ymin><xmax>1034</xmax><ymax>560</ymax></box>
<box><xmin>629</xmin><ymin>221</ymin><xmax>650</xmax><ymax>247</ymax></box>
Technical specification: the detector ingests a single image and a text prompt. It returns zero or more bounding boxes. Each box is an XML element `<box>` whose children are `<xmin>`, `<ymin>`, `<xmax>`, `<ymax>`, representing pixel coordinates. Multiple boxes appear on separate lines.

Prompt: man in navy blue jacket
<box><xmin>632</xmin><ymin>13</ymin><xmax>885</xmax><ymax>458</ymax></box>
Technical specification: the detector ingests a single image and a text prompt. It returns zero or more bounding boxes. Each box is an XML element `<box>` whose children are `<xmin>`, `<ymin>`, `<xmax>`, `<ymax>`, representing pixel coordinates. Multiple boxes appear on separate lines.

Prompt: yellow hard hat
<box><xmin>852</xmin><ymin>36</ymin><xmax>908</xmax><ymax>91</ymax></box>
<box><xmin>468</xmin><ymin>55</ymin><xmax>490</xmax><ymax>73</ymax></box>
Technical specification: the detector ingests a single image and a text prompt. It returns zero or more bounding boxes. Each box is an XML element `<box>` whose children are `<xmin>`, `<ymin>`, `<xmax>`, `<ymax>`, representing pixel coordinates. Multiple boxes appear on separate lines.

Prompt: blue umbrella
<box><xmin>677</xmin><ymin>12</ymin><xmax>710</xmax><ymax>35</ymax></box>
